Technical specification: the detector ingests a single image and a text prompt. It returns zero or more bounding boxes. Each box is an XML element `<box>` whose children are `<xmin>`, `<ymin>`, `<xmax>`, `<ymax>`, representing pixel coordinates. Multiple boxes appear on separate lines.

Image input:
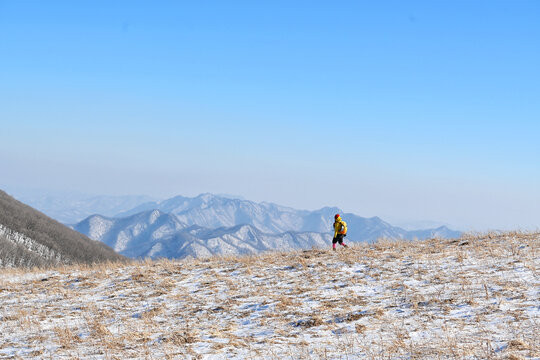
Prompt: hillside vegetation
<box><xmin>0</xmin><ymin>232</ymin><xmax>538</xmax><ymax>359</ymax></box>
<box><xmin>0</xmin><ymin>190</ymin><xmax>126</xmax><ymax>268</ymax></box>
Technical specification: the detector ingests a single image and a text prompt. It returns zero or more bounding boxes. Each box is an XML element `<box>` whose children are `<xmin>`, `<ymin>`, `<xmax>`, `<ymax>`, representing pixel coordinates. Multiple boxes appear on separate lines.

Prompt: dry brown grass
<box><xmin>53</xmin><ymin>326</ymin><xmax>81</xmax><ymax>349</ymax></box>
<box><xmin>0</xmin><ymin>231</ymin><xmax>538</xmax><ymax>359</ymax></box>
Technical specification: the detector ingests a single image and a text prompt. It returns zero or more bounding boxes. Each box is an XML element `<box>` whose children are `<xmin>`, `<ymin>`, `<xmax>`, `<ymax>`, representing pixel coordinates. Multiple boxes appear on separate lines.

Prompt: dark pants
<box><xmin>333</xmin><ymin>233</ymin><xmax>345</xmax><ymax>244</ymax></box>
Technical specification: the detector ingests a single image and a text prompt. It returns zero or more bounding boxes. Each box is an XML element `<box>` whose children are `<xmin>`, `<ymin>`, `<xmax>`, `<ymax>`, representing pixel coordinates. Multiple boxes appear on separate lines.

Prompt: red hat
<box><xmin>334</xmin><ymin>214</ymin><xmax>340</xmax><ymax>219</ymax></box>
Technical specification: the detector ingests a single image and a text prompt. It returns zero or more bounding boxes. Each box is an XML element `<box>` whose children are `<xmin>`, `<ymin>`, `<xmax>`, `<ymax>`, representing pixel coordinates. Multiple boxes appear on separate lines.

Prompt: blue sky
<box><xmin>1</xmin><ymin>1</ymin><xmax>539</xmax><ymax>230</ymax></box>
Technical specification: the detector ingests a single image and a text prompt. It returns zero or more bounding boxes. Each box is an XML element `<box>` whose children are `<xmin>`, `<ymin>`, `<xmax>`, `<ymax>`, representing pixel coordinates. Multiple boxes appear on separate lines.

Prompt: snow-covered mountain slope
<box><xmin>0</xmin><ymin>224</ymin><xmax>63</xmax><ymax>268</ymax></box>
<box><xmin>72</xmin><ymin>210</ymin><xmax>188</xmax><ymax>258</ymax></box>
<box><xmin>0</xmin><ymin>190</ymin><xmax>126</xmax><ymax>268</ymax></box>
<box><xmin>1</xmin><ymin>233</ymin><xmax>538</xmax><ymax>359</ymax></box>
<box><xmin>173</xmin><ymin>224</ymin><xmax>330</xmax><ymax>259</ymax></box>
<box><xmin>115</xmin><ymin>193</ymin><xmax>461</xmax><ymax>240</ymax></box>
<box><xmin>115</xmin><ymin>193</ymin><xmax>327</xmax><ymax>234</ymax></box>
<box><xmin>73</xmin><ymin>194</ymin><xmax>461</xmax><ymax>259</ymax></box>
<box><xmin>74</xmin><ymin>212</ymin><xmax>332</xmax><ymax>259</ymax></box>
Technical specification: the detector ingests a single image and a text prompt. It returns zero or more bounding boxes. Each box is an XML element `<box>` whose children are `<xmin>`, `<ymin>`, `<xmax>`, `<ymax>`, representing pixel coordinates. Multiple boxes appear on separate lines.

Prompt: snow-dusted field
<box><xmin>1</xmin><ymin>232</ymin><xmax>538</xmax><ymax>359</ymax></box>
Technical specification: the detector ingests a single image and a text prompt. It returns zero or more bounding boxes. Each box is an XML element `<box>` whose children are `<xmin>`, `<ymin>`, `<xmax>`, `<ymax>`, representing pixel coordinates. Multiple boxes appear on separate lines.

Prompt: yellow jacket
<box><xmin>333</xmin><ymin>217</ymin><xmax>347</xmax><ymax>237</ymax></box>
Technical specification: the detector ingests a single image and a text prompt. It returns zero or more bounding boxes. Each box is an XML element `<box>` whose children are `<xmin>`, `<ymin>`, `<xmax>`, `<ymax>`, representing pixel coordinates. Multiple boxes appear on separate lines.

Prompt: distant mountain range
<box><xmin>73</xmin><ymin>210</ymin><xmax>330</xmax><ymax>259</ymax></box>
<box><xmin>2</xmin><ymin>190</ymin><xmax>461</xmax><ymax>261</ymax></box>
<box><xmin>14</xmin><ymin>192</ymin><xmax>158</xmax><ymax>224</ymax></box>
<box><xmin>114</xmin><ymin>193</ymin><xmax>339</xmax><ymax>233</ymax></box>
<box><xmin>69</xmin><ymin>193</ymin><xmax>461</xmax><ymax>259</ymax></box>
<box><xmin>0</xmin><ymin>190</ymin><xmax>125</xmax><ymax>268</ymax></box>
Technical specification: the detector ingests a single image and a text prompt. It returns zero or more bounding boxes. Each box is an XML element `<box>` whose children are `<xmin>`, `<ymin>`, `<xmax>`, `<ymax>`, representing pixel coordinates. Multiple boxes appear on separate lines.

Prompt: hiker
<box><xmin>332</xmin><ymin>214</ymin><xmax>348</xmax><ymax>251</ymax></box>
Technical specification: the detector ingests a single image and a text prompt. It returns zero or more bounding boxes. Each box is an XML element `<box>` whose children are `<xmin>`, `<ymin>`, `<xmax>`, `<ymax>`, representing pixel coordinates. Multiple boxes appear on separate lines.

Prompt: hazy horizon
<box><xmin>3</xmin><ymin>185</ymin><xmax>538</xmax><ymax>233</ymax></box>
<box><xmin>1</xmin><ymin>1</ymin><xmax>539</xmax><ymax>232</ymax></box>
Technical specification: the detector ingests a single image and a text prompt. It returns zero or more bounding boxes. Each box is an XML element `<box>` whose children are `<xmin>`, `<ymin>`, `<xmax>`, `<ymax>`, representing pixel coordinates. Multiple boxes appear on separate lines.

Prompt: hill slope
<box><xmin>73</xmin><ymin>212</ymin><xmax>331</xmax><ymax>259</ymax></box>
<box><xmin>0</xmin><ymin>190</ymin><xmax>126</xmax><ymax>268</ymax></box>
<box><xmin>0</xmin><ymin>232</ymin><xmax>538</xmax><ymax>359</ymax></box>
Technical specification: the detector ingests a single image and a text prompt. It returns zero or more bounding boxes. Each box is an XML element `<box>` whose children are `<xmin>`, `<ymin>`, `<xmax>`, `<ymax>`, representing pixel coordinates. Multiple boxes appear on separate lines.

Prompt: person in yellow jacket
<box><xmin>332</xmin><ymin>214</ymin><xmax>348</xmax><ymax>251</ymax></box>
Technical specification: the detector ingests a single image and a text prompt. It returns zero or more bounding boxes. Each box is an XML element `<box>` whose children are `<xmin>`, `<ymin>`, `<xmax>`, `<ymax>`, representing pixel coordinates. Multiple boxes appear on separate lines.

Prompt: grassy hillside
<box><xmin>0</xmin><ymin>190</ymin><xmax>126</xmax><ymax>268</ymax></box>
<box><xmin>0</xmin><ymin>232</ymin><xmax>538</xmax><ymax>359</ymax></box>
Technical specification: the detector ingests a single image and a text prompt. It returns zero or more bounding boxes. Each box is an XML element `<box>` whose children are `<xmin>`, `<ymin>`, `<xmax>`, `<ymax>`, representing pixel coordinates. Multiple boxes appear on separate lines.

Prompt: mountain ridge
<box><xmin>0</xmin><ymin>190</ymin><xmax>126</xmax><ymax>268</ymax></box>
<box><xmin>73</xmin><ymin>193</ymin><xmax>461</xmax><ymax>259</ymax></box>
<box><xmin>73</xmin><ymin>214</ymin><xmax>331</xmax><ymax>259</ymax></box>
<box><xmin>114</xmin><ymin>193</ymin><xmax>461</xmax><ymax>240</ymax></box>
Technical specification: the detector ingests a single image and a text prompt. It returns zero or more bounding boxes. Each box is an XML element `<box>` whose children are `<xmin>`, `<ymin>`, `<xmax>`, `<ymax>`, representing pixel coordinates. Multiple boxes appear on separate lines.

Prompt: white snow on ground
<box><xmin>0</xmin><ymin>232</ymin><xmax>538</xmax><ymax>359</ymax></box>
